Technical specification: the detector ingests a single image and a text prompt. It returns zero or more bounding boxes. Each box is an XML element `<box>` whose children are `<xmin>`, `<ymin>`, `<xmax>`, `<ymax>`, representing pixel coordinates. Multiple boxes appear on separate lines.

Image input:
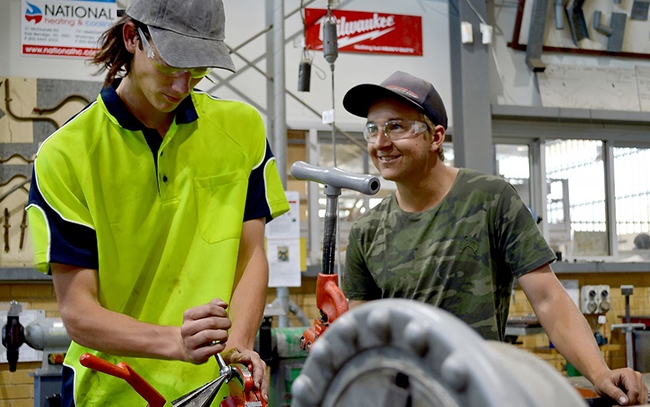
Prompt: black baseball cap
<box><xmin>343</xmin><ymin>71</ymin><xmax>448</xmax><ymax>129</ymax></box>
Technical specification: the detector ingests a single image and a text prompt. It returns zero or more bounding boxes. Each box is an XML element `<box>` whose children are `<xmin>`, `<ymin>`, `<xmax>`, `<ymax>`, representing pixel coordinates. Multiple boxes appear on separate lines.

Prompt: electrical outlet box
<box><xmin>581</xmin><ymin>285</ymin><xmax>611</xmax><ymax>314</ymax></box>
<box><xmin>581</xmin><ymin>285</ymin><xmax>598</xmax><ymax>314</ymax></box>
<box><xmin>597</xmin><ymin>285</ymin><xmax>611</xmax><ymax>313</ymax></box>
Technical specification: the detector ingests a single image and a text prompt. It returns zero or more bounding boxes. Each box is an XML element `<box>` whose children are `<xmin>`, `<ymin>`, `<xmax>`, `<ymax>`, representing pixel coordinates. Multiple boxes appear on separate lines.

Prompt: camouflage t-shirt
<box><xmin>343</xmin><ymin>168</ymin><xmax>556</xmax><ymax>341</ymax></box>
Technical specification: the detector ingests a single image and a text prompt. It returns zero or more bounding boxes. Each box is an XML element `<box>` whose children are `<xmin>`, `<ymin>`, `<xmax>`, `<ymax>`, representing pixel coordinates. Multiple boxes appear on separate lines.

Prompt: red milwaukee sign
<box><xmin>304</xmin><ymin>8</ymin><xmax>423</xmax><ymax>56</ymax></box>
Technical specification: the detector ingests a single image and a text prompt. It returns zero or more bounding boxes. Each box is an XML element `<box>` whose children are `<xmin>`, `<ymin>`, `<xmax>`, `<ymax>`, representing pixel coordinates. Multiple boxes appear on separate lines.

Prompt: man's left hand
<box><xmin>593</xmin><ymin>367</ymin><xmax>648</xmax><ymax>405</ymax></box>
<box><xmin>223</xmin><ymin>347</ymin><xmax>268</xmax><ymax>402</ymax></box>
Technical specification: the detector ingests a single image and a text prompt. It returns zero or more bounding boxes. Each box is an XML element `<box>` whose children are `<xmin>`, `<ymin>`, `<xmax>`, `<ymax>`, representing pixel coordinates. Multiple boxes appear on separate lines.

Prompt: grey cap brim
<box><xmin>149</xmin><ymin>26</ymin><xmax>236</xmax><ymax>72</ymax></box>
<box><xmin>343</xmin><ymin>84</ymin><xmax>427</xmax><ymax>119</ymax></box>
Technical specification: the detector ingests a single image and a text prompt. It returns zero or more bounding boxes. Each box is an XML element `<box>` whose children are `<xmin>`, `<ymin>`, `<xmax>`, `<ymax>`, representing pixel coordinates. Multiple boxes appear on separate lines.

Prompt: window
<box><xmin>613</xmin><ymin>147</ymin><xmax>650</xmax><ymax>261</ymax></box>
<box><xmin>496</xmin><ymin>144</ymin><xmax>531</xmax><ymax>208</ymax></box>
<box><xmin>545</xmin><ymin>139</ymin><xmax>608</xmax><ymax>258</ymax></box>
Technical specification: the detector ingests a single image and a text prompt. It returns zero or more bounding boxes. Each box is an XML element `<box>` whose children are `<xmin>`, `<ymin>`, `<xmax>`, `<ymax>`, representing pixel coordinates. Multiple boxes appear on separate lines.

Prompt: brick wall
<box><xmin>509</xmin><ymin>272</ymin><xmax>650</xmax><ymax>374</ymax></box>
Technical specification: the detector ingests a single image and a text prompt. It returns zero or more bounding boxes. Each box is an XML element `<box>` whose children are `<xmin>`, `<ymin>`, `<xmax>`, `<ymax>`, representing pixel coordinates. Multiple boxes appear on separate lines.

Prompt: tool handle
<box><xmin>215</xmin><ymin>353</ymin><xmax>229</xmax><ymax>373</ymax></box>
<box><xmin>79</xmin><ymin>353</ymin><xmax>129</xmax><ymax>380</ymax></box>
<box><xmin>122</xmin><ymin>362</ymin><xmax>166</xmax><ymax>407</ymax></box>
<box><xmin>221</xmin><ymin>363</ymin><xmax>267</xmax><ymax>407</ymax></box>
<box><xmin>290</xmin><ymin>161</ymin><xmax>381</xmax><ymax>195</ymax></box>
<box><xmin>79</xmin><ymin>353</ymin><xmax>166</xmax><ymax>407</ymax></box>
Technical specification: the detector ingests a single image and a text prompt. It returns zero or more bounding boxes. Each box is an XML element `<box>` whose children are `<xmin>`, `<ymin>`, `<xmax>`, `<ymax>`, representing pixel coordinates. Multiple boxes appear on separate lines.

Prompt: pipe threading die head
<box><xmin>292</xmin><ymin>375</ymin><xmax>319</xmax><ymax>407</ymax></box>
<box><xmin>366</xmin><ymin>308</ymin><xmax>392</xmax><ymax>344</ymax></box>
<box><xmin>332</xmin><ymin>313</ymin><xmax>359</xmax><ymax>348</ymax></box>
<box><xmin>441</xmin><ymin>353</ymin><xmax>470</xmax><ymax>392</ymax></box>
<box><xmin>309</xmin><ymin>338</ymin><xmax>333</xmax><ymax>371</ymax></box>
<box><xmin>404</xmin><ymin>321</ymin><xmax>430</xmax><ymax>357</ymax></box>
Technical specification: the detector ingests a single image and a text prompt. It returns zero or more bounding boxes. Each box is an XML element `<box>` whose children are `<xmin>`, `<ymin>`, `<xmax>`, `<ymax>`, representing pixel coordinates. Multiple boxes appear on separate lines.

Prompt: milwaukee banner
<box><xmin>304</xmin><ymin>8</ymin><xmax>423</xmax><ymax>56</ymax></box>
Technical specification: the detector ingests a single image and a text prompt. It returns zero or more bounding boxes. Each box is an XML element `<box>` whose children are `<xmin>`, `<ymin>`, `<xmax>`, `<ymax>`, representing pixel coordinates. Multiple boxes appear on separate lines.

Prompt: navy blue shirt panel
<box><xmin>27</xmin><ymin>171</ymin><xmax>98</xmax><ymax>271</ymax></box>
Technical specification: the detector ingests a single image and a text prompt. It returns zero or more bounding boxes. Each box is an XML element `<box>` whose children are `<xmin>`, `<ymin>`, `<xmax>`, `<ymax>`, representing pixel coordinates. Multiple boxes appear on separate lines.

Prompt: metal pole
<box><xmin>273</xmin><ymin>0</ymin><xmax>290</xmax><ymax>328</ymax></box>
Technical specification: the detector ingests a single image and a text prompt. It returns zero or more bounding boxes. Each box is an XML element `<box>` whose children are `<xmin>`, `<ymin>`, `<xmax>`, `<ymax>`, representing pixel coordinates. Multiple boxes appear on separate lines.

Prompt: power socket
<box><xmin>580</xmin><ymin>285</ymin><xmax>611</xmax><ymax>314</ymax></box>
<box><xmin>581</xmin><ymin>285</ymin><xmax>598</xmax><ymax>314</ymax></box>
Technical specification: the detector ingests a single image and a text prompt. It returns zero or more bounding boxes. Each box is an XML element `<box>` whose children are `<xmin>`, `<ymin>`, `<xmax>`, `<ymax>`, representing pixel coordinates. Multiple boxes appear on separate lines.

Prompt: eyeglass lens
<box><xmin>137</xmin><ymin>27</ymin><xmax>212</xmax><ymax>79</ymax></box>
<box><xmin>364</xmin><ymin>120</ymin><xmax>426</xmax><ymax>141</ymax></box>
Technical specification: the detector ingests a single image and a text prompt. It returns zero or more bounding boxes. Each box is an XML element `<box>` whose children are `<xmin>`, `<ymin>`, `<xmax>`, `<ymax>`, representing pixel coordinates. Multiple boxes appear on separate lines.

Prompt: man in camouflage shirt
<box><xmin>341</xmin><ymin>71</ymin><xmax>647</xmax><ymax>405</ymax></box>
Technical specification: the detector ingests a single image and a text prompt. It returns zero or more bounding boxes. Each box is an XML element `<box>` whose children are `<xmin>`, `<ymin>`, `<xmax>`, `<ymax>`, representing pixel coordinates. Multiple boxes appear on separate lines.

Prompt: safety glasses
<box><xmin>363</xmin><ymin>119</ymin><xmax>428</xmax><ymax>143</ymax></box>
<box><xmin>136</xmin><ymin>27</ymin><xmax>212</xmax><ymax>79</ymax></box>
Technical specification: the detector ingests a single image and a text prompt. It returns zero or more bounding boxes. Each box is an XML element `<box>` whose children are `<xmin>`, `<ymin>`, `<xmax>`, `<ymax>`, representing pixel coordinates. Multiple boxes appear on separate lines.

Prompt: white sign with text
<box><xmin>21</xmin><ymin>0</ymin><xmax>117</xmax><ymax>59</ymax></box>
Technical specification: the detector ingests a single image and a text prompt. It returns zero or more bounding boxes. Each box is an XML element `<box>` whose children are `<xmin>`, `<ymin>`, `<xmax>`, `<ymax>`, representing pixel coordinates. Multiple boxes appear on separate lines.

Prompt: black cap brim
<box><xmin>343</xmin><ymin>84</ymin><xmax>427</xmax><ymax>119</ymax></box>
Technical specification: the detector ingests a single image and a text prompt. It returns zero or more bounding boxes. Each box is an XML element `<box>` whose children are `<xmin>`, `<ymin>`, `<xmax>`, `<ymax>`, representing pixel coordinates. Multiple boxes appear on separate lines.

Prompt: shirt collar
<box><xmin>100</xmin><ymin>79</ymin><xmax>199</xmax><ymax>130</ymax></box>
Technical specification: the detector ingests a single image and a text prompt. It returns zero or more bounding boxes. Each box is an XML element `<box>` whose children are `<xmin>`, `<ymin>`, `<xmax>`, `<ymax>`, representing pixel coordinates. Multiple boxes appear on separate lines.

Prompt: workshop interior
<box><xmin>2</xmin><ymin>0</ymin><xmax>650</xmax><ymax>405</ymax></box>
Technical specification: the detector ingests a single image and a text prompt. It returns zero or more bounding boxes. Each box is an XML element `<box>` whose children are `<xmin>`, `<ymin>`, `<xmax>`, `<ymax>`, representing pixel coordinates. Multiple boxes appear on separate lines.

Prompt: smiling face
<box><xmin>366</xmin><ymin>97</ymin><xmax>441</xmax><ymax>185</ymax></box>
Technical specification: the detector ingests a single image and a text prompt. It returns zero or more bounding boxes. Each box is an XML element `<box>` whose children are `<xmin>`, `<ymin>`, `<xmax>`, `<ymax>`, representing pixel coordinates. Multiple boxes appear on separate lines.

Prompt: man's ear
<box><xmin>122</xmin><ymin>22</ymin><xmax>138</xmax><ymax>54</ymax></box>
<box><xmin>429</xmin><ymin>125</ymin><xmax>446</xmax><ymax>153</ymax></box>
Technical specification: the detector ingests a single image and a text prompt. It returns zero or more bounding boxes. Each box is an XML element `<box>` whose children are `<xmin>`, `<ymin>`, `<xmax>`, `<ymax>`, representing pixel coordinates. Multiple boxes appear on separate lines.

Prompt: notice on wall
<box><xmin>267</xmin><ymin>191</ymin><xmax>301</xmax><ymax>287</ymax></box>
<box><xmin>267</xmin><ymin>238</ymin><xmax>301</xmax><ymax>287</ymax></box>
<box><xmin>266</xmin><ymin>191</ymin><xmax>301</xmax><ymax>240</ymax></box>
<box><xmin>21</xmin><ymin>0</ymin><xmax>117</xmax><ymax>59</ymax></box>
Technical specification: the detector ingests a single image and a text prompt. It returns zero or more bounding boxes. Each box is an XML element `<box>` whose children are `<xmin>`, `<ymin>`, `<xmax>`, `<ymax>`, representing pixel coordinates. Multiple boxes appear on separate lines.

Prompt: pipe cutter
<box><xmin>80</xmin><ymin>352</ymin><xmax>266</xmax><ymax>407</ymax></box>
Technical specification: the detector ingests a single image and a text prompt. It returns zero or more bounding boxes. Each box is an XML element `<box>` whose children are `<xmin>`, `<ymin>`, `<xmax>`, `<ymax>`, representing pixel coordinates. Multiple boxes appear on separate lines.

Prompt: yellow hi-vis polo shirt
<box><xmin>26</xmin><ymin>81</ymin><xmax>289</xmax><ymax>406</ymax></box>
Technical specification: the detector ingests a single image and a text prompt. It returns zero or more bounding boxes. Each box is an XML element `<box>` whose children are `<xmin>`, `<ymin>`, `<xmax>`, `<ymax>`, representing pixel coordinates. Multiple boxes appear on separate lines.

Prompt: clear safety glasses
<box><xmin>137</xmin><ymin>27</ymin><xmax>212</xmax><ymax>79</ymax></box>
<box><xmin>363</xmin><ymin>119</ymin><xmax>428</xmax><ymax>143</ymax></box>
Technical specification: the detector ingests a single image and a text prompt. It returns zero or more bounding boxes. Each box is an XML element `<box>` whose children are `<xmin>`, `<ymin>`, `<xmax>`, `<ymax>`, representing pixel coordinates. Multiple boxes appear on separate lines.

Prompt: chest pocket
<box><xmin>194</xmin><ymin>171</ymin><xmax>247</xmax><ymax>244</ymax></box>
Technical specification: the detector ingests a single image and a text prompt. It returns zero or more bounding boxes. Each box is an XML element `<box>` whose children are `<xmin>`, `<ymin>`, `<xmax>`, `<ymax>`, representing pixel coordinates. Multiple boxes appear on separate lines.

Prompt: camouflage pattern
<box><xmin>343</xmin><ymin>168</ymin><xmax>556</xmax><ymax>341</ymax></box>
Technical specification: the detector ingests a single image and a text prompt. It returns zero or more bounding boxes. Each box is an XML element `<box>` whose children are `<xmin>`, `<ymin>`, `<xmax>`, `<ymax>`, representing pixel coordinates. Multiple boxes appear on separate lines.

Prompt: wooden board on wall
<box><xmin>537</xmin><ymin>64</ymin><xmax>641</xmax><ymax>110</ymax></box>
<box><xmin>0</xmin><ymin>77</ymin><xmax>100</xmax><ymax>268</ymax></box>
<box><xmin>511</xmin><ymin>0</ymin><xmax>650</xmax><ymax>58</ymax></box>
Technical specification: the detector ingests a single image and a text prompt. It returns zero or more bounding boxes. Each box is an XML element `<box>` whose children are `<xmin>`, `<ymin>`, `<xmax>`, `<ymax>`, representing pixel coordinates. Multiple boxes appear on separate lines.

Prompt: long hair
<box><xmin>90</xmin><ymin>15</ymin><xmax>145</xmax><ymax>88</ymax></box>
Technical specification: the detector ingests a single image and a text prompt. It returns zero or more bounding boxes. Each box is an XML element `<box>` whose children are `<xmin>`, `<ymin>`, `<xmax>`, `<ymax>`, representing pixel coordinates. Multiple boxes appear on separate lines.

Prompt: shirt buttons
<box><xmin>162</xmin><ymin>175</ymin><xmax>168</xmax><ymax>182</ymax></box>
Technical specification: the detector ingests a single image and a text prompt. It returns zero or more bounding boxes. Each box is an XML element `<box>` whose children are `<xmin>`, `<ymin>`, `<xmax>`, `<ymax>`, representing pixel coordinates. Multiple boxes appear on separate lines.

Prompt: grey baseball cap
<box><xmin>126</xmin><ymin>0</ymin><xmax>235</xmax><ymax>72</ymax></box>
<box><xmin>343</xmin><ymin>71</ymin><xmax>448</xmax><ymax>129</ymax></box>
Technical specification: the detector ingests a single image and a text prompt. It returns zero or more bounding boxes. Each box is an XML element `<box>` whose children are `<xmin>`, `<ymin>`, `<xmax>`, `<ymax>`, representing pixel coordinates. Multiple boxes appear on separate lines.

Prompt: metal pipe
<box><xmin>287</xmin><ymin>299</ymin><xmax>310</xmax><ymax>326</ymax></box>
<box><xmin>3</xmin><ymin>79</ymin><xmax>59</xmax><ymax>130</ymax></box>
<box><xmin>321</xmin><ymin>193</ymin><xmax>338</xmax><ymax>275</ymax></box>
<box><xmin>290</xmin><ymin>161</ymin><xmax>381</xmax><ymax>195</ymax></box>
<box><xmin>32</xmin><ymin>94</ymin><xmax>90</xmax><ymax>115</ymax></box>
<box><xmin>273</xmin><ymin>0</ymin><xmax>287</xmax><ymax>186</ymax></box>
<box><xmin>0</xmin><ymin>178</ymin><xmax>31</xmax><ymax>205</ymax></box>
<box><xmin>273</xmin><ymin>0</ymin><xmax>290</xmax><ymax>329</ymax></box>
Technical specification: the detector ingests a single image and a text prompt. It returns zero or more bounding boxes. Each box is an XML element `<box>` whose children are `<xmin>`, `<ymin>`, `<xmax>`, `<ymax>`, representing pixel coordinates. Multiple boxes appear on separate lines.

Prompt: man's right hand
<box><xmin>180</xmin><ymin>299</ymin><xmax>231</xmax><ymax>364</ymax></box>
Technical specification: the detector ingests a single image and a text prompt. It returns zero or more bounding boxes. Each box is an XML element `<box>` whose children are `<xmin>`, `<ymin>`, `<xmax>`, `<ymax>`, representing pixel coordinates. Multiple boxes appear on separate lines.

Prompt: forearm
<box><xmin>519</xmin><ymin>267</ymin><xmax>611</xmax><ymax>384</ymax></box>
<box><xmin>227</xmin><ymin>218</ymin><xmax>269</xmax><ymax>350</ymax></box>
<box><xmin>52</xmin><ymin>263</ymin><xmax>185</xmax><ymax>361</ymax></box>
<box><xmin>63</xmin><ymin>300</ymin><xmax>183</xmax><ymax>360</ymax></box>
<box><xmin>228</xmin><ymin>248</ymin><xmax>268</xmax><ymax>350</ymax></box>
<box><xmin>533</xmin><ymin>289</ymin><xmax>610</xmax><ymax>383</ymax></box>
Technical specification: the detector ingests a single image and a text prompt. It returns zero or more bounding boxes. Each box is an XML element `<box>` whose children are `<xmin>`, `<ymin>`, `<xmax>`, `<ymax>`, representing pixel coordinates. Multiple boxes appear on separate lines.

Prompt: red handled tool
<box><xmin>300</xmin><ymin>274</ymin><xmax>348</xmax><ymax>352</ymax></box>
<box><xmin>79</xmin><ymin>353</ymin><xmax>166</xmax><ymax>407</ymax></box>
<box><xmin>171</xmin><ymin>353</ymin><xmax>266</xmax><ymax>407</ymax></box>
<box><xmin>289</xmin><ymin>161</ymin><xmax>381</xmax><ymax>352</ymax></box>
<box><xmin>80</xmin><ymin>352</ymin><xmax>265</xmax><ymax>407</ymax></box>
<box><xmin>217</xmin><ymin>353</ymin><xmax>266</xmax><ymax>407</ymax></box>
